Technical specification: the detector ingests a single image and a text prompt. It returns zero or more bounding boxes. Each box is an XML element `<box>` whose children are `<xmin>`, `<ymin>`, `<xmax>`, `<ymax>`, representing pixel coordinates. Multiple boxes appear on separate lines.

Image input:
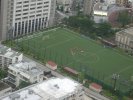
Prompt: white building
<box><xmin>93</xmin><ymin>2</ymin><xmax>126</xmax><ymax>23</ymax></box>
<box><xmin>0</xmin><ymin>45</ymin><xmax>23</xmax><ymax>69</ymax></box>
<box><xmin>129</xmin><ymin>0</ymin><xmax>133</xmax><ymax>7</ymax></box>
<box><xmin>57</xmin><ymin>0</ymin><xmax>73</xmax><ymax>12</ymax></box>
<box><xmin>104</xmin><ymin>0</ymin><xmax>116</xmax><ymax>5</ymax></box>
<box><xmin>116</xmin><ymin>27</ymin><xmax>133</xmax><ymax>54</ymax></box>
<box><xmin>93</xmin><ymin>2</ymin><xmax>108</xmax><ymax>23</ymax></box>
<box><xmin>57</xmin><ymin>0</ymin><xmax>73</xmax><ymax>5</ymax></box>
<box><xmin>0</xmin><ymin>77</ymin><xmax>84</xmax><ymax>100</ymax></box>
<box><xmin>0</xmin><ymin>0</ymin><xmax>56</xmax><ymax>41</ymax></box>
<box><xmin>7</xmin><ymin>61</ymin><xmax>44</xmax><ymax>87</ymax></box>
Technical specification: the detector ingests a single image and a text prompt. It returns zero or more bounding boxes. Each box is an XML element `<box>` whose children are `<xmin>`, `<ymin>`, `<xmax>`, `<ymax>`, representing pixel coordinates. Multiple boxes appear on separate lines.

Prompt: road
<box><xmin>23</xmin><ymin>55</ymin><xmax>110</xmax><ymax>100</ymax></box>
<box><xmin>83</xmin><ymin>87</ymin><xmax>110</xmax><ymax>100</ymax></box>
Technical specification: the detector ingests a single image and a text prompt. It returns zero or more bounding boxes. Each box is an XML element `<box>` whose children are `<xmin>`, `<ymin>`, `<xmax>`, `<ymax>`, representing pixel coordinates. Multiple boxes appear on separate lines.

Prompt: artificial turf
<box><xmin>16</xmin><ymin>28</ymin><xmax>133</xmax><ymax>92</ymax></box>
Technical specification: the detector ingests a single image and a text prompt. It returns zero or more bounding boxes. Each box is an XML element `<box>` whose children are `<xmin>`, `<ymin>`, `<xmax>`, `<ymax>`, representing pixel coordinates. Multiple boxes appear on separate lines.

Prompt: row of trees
<box><xmin>63</xmin><ymin>15</ymin><xmax>115</xmax><ymax>39</ymax></box>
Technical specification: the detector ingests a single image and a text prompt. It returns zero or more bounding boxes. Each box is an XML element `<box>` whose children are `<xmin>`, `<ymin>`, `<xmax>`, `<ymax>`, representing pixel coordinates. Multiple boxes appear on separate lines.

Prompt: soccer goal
<box><xmin>42</xmin><ymin>35</ymin><xmax>50</xmax><ymax>40</ymax></box>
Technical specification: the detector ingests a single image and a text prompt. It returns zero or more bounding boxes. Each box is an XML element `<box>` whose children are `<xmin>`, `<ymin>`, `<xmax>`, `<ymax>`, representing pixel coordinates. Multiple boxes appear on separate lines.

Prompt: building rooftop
<box><xmin>90</xmin><ymin>83</ymin><xmax>102</xmax><ymax>90</ymax></box>
<box><xmin>118</xmin><ymin>27</ymin><xmax>133</xmax><ymax>36</ymax></box>
<box><xmin>94</xmin><ymin>2</ymin><xmax>108</xmax><ymax>11</ymax></box>
<box><xmin>0</xmin><ymin>45</ymin><xmax>22</xmax><ymax>58</ymax></box>
<box><xmin>94</xmin><ymin>2</ymin><xmax>126</xmax><ymax>16</ymax></box>
<box><xmin>9</xmin><ymin>61</ymin><xmax>44</xmax><ymax>76</ymax></box>
<box><xmin>124</xmin><ymin>27</ymin><xmax>133</xmax><ymax>35</ymax></box>
<box><xmin>0</xmin><ymin>78</ymin><xmax>82</xmax><ymax>100</ymax></box>
<box><xmin>0</xmin><ymin>81</ymin><xmax>11</xmax><ymax>91</ymax></box>
<box><xmin>47</xmin><ymin>61</ymin><xmax>57</xmax><ymax>67</ymax></box>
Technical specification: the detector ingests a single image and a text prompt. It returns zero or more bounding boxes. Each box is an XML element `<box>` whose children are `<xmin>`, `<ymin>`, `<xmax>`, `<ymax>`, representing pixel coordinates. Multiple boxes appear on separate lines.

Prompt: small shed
<box><xmin>46</xmin><ymin>61</ymin><xmax>57</xmax><ymax>70</ymax></box>
<box><xmin>64</xmin><ymin>67</ymin><xmax>78</xmax><ymax>76</ymax></box>
<box><xmin>89</xmin><ymin>83</ymin><xmax>102</xmax><ymax>93</ymax></box>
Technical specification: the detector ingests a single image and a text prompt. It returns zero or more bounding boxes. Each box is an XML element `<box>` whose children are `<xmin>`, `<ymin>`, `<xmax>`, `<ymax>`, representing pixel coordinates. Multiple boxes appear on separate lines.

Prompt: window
<box><xmin>32</xmin><ymin>20</ymin><xmax>35</xmax><ymax>32</ymax></box>
<box><xmin>25</xmin><ymin>21</ymin><xmax>28</xmax><ymax>34</ymax></box>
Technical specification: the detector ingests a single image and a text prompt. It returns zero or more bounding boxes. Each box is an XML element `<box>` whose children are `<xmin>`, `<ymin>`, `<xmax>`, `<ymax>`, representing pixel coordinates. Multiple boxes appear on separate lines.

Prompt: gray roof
<box><xmin>0</xmin><ymin>45</ymin><xmax>22</xmax><ymax>58</ymax></box>
<box><xmin>118</xmin><ymin>27</ymin><xmax>133</xmax><ymax>35</ymax></box>
<box><xmin>9</xmin><ymin>61</ymin><xmax>44</xmax><ymax>76</ymax></box>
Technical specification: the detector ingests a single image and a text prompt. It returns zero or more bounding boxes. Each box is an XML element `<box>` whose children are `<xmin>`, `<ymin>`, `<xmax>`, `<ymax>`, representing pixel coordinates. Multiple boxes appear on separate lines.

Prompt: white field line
<box><xmin>46</xmin><ymin>38</ymin><xmax>74</xmax><ymax>49</ymax></box>
<box><xmin>117</xmin><ymin>65</ymin><xmax>133</xmax><ymax>74</ymax></box>
<box><xmin>65</xmin><ymin>49</ymin><xmax>106</xmax><ymax>66</ymax></box>
<box><xmin>113</xmin><ymin>49</ymin><xmax>133</xmax><ymax>62</ymax></box>
<box><xmin>104</xmin><ymin>65</ymin><xmax>133</xmax><ymax>81</ymax></box>
<box><xmin>44</xmin><ymin>30</ymin><xmax>76</xmax><ymax>49</ymax></box>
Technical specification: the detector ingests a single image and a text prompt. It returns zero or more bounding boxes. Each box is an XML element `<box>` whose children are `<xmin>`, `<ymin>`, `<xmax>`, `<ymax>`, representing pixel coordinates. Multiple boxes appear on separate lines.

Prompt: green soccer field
<box><xmin>16</xmin><ymin>28</ymin><xmax>133</xmax><ymax>92</ymax></box>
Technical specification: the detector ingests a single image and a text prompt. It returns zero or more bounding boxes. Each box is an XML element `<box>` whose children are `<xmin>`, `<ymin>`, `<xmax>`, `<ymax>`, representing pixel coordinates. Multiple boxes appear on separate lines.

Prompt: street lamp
<box><xmin>111</xmin><ymin>73</ymin><xmax>120</xmax><ymax>91</ymax></box>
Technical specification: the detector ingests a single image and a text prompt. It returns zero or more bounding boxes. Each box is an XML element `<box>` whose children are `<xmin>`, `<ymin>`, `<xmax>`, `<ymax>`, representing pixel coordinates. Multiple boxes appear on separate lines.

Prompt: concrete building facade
<box><xmin>116</xmin><ymin>0</ymin><xmax>129</xmax><ymax>6</ymax></box>
<box><xmin>104</xmin><ymin>0</ymin><xmax>116</xmax><ymax>5</ymax></box>
<box><xmin>83</xmin><ymin>0</ymin><xmax>94</xmax><ymax>15</ymax></box>
<box><xmin>0</xmin><ymin>81</ymin><xmax>12</xmax><ymax>97</ymax></box>
<box><xmin>57</xmin><ymin>0</ymin><xmax>72</xmax><ymax>5</ymax></box>
<box><xmin>116</xmin><ymin>27</ymin><xmax>133</xmax><ymax>54</ymax></box>
<box><xmin>93</xmin><ymin>2</ymin><xmax>126</xmax><ymax>23</ymax></box>
<box><xmin>7</xmin><ymin>61</ymin><xmax>44</xmax><ymax>87</ymax></box>
<box><xmin>0</xmin><ymin>45</ymin><xmax>23</xmax><ymax>69</ymax></box>
<box><xmin>0</xmin><ymin>0</ymin><xmax>56</xmax><ymax>41</ymax></box>
<box><xmin>0</xmin><ymin>0</ymin><xmax>8</xmax><ymax>41</ymax></box>
<box><xmin>57</xmin><ymin>0</ymin><xmax>73</xmax><ymax>12</ymax></box>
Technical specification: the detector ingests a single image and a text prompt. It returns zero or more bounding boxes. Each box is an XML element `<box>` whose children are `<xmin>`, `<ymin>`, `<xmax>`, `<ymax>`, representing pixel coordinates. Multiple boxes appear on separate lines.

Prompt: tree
<box><xmin>64</xmin><ymin>15</ymin><xmax>94</xmax><ymax>33</ymax></box>
<box><xmin>63</xmin><ymin>15</ymin><xmax>114</xmax><ymax>38</ymax></box>
<box><xmin>117</xmin><ymin>11</ymin><xmax>131</xmax><ymax>27</ymax></box>
<box><xmin>96</xmin><ymin>22</ymin><xmax>114</xmax><ymax>37</ymax></box>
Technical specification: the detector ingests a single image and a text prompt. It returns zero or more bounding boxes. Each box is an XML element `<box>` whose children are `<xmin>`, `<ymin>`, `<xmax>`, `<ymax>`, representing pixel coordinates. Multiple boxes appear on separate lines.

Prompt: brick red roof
<box><xmin>90</xmin><ymin>83</ymin><xmax>102</xmax><ymax>90</ymax></box>
<box><xmin>47</xmin><ymin>61</ymin><xmax>57</xmax><ymax>67</ymax></box>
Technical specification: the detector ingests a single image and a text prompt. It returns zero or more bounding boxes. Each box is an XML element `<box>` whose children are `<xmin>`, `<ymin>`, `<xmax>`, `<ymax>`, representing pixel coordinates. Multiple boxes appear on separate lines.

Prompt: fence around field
<box><xmin>7</xmin><ymin>27</ymin><xmax>133</xmax><ymax>96</ymax></box>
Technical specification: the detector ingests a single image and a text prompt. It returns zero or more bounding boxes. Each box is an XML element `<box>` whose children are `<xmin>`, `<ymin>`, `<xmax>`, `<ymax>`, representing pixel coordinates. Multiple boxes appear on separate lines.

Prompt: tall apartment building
<box><xmin>83</xmin><ymin>0</ymin><xmax>94</xmax><ymax>15</ymax></box>
<box><xmin>0</xmin><ymin>0</ymin><xmax>56</xmax><ymax>41</ymax></box>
